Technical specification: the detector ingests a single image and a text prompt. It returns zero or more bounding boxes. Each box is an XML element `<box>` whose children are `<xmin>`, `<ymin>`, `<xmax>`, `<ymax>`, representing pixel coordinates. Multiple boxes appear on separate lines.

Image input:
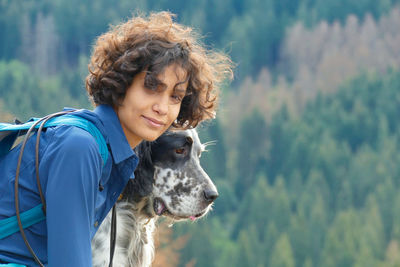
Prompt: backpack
<box><xmin>0</xmin><ymin>110</ymin><xmax>109</xmax><ymax>266</ymax></box>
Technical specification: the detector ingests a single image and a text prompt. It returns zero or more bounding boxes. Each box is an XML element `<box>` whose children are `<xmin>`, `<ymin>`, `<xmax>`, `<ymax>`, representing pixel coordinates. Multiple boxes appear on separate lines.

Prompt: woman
<box><xmin>0</xmin><ymin>12</ymin><xmax>232</xmax><ymax>266</ymax></box>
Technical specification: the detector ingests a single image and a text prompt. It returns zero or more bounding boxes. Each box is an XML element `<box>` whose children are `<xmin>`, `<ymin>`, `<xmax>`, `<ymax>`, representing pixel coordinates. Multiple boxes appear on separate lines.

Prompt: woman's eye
<box><xmin>175</xmin><ymin>148</ymin><xmax>185</xmax><ymax>154</ymax></box>
<box><xmin>171</xmin><ymin>94</ymin><xmax>183</xmax><ymax>104</ymax></box>
<box><xmin>144</xmin><ymin>86</ymin><xmax>157</xmax><ymax>94</ymax></box>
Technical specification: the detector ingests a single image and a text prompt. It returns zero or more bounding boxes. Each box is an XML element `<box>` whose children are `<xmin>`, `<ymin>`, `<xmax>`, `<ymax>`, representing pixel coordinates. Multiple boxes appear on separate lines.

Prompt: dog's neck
<box><xmin>115</xmin><ymin>200</ymin><xmax>158</xmax><ymax>267</ymax></box>
<box><xmin>92</xmin><ymin>199</ymin><xmax>158</xmax><ymax>267</ymax></box>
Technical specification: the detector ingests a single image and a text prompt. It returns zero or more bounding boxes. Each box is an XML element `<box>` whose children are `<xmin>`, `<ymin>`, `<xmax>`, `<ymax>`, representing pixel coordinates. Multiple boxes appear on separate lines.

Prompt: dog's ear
<box><xmin>124</xmin><ymin>141</ymin><xmax>155</xmax><ymax>202</ymax></box>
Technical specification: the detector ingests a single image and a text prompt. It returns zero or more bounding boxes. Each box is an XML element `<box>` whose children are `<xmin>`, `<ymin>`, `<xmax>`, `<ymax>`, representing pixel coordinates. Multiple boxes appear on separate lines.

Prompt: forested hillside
<box><xmin>177</xmin><ymin>69</ymin><xmax>400</xmax><ymax>267</ymax></box>
<box><xmin>223</xmin><ymin>8</ymin><xmax>400</xmax><ymax>144</ymax></box>
<box><xmin>3</xmin><ymin>0</ymin><xmax>398</xmax><ymax>78</ymax></box>
<box><xmin>1</xmin><ymin>1</ymin><xmax>400</xmax><ymax>266</ymax></box>
<box><xmin>1</xmin><ymin>0</ymin><xmax>400</xmax><ymax>119</ymax></box>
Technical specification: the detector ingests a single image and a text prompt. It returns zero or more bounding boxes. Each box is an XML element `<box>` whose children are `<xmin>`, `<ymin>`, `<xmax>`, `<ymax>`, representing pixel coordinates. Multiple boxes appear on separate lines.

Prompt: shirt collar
<box><xmin>93</xmin><ymin>104</ymin><xmax>135</xmax><ymax>164</ymax></box>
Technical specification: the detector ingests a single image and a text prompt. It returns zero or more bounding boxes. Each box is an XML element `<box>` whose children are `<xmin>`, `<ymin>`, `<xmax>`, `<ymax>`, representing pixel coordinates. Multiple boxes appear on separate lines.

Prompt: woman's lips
<box><xmin>142</xmin><ymin>116</ymin><xmax>165</xmax><ymax>128</ymax></box>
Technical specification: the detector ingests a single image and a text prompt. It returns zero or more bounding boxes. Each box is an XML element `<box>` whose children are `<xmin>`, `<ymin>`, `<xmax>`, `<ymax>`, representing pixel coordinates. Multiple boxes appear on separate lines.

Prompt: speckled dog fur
<box><xmin>91</xmin><ymin>129</ymin><xmax>218</xmax><ymax>267</ymax></box>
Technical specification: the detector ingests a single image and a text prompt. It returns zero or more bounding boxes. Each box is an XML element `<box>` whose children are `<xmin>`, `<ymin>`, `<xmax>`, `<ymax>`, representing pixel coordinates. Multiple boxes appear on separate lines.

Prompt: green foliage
<box><xmin>0</xmin><ymin>59</ymin><xmax>90</xmax><ymax>120</ymax></box>
<box><xmin>235</xmin><ymin>225</ymin><xmax>265</xmax><ymax>267</ymax></box>
<box><xmin>173</xmin><ymin>218</ymin><xmax>237</xmax><ymax>267</ymax></box>
<box><xmin>233</xmin><ymin>176</ymin><xmax>291</xmax><ymax>239</ymax></box>
<box><xmin>391</xmin><ymin>194</ymin><xmax>400</xmax><ymax>241</ymax></box>
<box><xmin>269</xmin><ymin>233</ymin><xmax>295</xmax><ymax>267</ymax></box>
<box><xmin>234</xmin><ymin>109</ymin><xmax>268</xmax><ymax>199</ymax></box>
<box><xmin>178</xmin><ymin>69</ymin><xmax>400</xmax><ymax>266</ymax></box>
<box><xmin>265</xmin><ymin>105</ymin><xmax>293</xmax><ymax>181</ymax></box>
<box><xmin>197</xmin><ymin>119</ymin><xmax>227</xmax><ymax>179</ymax></box>
<box><xmin>1</xmin><ymin>0</ymin><xmax>399</xmax><ymax>84</ymax></box>
<box><xmin>2</xmin><ymin>2</ymin><xmax>400</xmax><ymax>267</ymax></box>
<box><xmin>211</xmin><ymin>179</ymin><xmax>238</xmax><ymax>216</ymax></box>
<box><xmin>321</xmin><ymin>210</ymin><xmax>361</xmax><ymax>267</ymax></box>
<box><xmin>311</xmin><ymin>0</ymin><xmax>394</xmax><ymax>24</ymax></box>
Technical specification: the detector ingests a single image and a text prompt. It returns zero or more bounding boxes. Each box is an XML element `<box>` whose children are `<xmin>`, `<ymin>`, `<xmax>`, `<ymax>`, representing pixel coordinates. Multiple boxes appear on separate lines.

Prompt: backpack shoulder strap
<box><xmin>0</xmin><ymin>113</ymin><xmax>109</xmax><ymax>241</ymax></box>
<box><xmin>42</xmin><ymin>115</ymin><xmax>109</xmax><ymax>165</ymax></box>
<box><xmin>0</xmin><ymin>114</ymin><xmax>108</xmax><ymax>165</ymax></box>
<box><xmin>0</xmin><ymin>204</ymin><xmax>44</xmax><ymax>239</ymax></box>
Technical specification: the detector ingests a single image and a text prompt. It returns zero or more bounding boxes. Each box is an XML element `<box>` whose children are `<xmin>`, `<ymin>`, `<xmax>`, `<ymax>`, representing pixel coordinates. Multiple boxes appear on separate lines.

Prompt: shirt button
<box><xmin>94</xmin><ymin>221</ymin><xmax>99</xmax><ymax>228</ymax></box>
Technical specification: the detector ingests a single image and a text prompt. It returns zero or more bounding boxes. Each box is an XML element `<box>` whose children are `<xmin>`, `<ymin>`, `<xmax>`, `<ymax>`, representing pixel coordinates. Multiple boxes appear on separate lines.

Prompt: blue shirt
<box><xmin>0</xmin><ymin>105</ymin><xmax>139</xmax><ymax>266</ymax></box>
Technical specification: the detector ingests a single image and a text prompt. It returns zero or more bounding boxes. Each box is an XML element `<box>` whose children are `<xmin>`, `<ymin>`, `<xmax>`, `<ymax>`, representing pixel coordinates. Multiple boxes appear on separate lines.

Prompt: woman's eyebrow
<box><xmin>154</xmin><ymin>82</ymin><xmax>187</xmax><ymax>96</ymax></box>
<box><xmin>174</xmin><ymin>87</ymin><xmax>187</xmax><ymax>94</ymax></box>
<box><xmin>173</xmin><ymin>78</ymin><xmax>188</xmax><ymax>92</ymax></box>
<box><xmin>156</xmin><ymin>73</ymin><xmax>188</xmax><ymax>91</ymax></box>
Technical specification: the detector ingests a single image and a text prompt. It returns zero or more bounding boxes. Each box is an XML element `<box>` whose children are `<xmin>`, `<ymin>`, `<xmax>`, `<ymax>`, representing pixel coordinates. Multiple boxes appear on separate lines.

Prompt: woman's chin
<box><xmin>141</xmin><ymin>130</ymin><xmax>164</xmax><ymax>142</ymax></box>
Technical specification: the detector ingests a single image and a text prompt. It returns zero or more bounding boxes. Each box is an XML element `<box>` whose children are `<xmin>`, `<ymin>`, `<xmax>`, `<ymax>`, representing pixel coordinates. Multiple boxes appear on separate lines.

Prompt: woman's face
<box><xmin>116</xmin><ymin>64</ymin><xmax>188</xmax><ymax>148</ymax></box>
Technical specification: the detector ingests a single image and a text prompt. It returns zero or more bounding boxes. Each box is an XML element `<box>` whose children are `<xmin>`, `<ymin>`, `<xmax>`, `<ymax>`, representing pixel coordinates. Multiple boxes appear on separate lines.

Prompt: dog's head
<box><xmin>123</xmin><ymin>128</ymin><xmax>218</xmax><ymax>221</ymax></box>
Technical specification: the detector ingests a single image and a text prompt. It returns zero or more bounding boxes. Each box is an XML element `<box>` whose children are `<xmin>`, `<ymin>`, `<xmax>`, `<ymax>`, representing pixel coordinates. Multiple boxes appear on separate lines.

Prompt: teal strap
<box><xmin>0</xmin><ymin>115</ymin><xmax>108</xmax><ymax>165</ymax></box>
<box><xmin>0</xmin><ymin>114</ymin><xmax>109</xmax><ymax>240</ymax></box>
<box><xmin>0</xmin><ymin>204</ymin><xmax>45</xmax><ymax>239</ymax></box>
<box><xmin>0</xmin><ymin>264</ymin><xmax>26</xmax><ymax>266</ymax></box>
<box><xmin>40</xmin><ymin>115</ymin><xmax>109</xmax><ymax>165</ymax></box>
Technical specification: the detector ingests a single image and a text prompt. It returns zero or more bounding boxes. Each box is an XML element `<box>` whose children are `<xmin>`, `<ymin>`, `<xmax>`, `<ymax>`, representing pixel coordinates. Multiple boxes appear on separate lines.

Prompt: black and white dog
<box><xmin>91</xmin><ymin>129</ymin><xmax>218</xmax><ymax>267</ymax></box>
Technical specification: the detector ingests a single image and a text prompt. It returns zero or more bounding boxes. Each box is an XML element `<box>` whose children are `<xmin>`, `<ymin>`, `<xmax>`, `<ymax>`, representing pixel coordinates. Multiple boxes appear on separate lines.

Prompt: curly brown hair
<box><xmin>86</xmin><ymin>11</ymin><xmax>233</xmax><ymax>128</ymax></box>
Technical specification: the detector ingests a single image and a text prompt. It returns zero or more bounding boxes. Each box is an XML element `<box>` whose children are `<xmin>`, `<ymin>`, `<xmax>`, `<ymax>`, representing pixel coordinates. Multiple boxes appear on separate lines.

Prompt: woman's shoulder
<box><xmin>45</xmin><ymin>124</ymin><xmax>103</xmax><ymax>162</ymax></box>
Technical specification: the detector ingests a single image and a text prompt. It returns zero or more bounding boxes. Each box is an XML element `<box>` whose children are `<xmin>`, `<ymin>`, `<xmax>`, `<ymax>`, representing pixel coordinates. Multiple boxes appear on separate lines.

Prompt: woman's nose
<box><xmin>153</xmin><ymin>95</ymin><xmax>168</xmax><ymax>115</ymax></box>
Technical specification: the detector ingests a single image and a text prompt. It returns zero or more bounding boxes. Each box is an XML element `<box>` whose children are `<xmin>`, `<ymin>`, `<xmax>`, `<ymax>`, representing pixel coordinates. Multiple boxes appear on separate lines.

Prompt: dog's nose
<box><xmin>203</xmin><ymin>189</ymin><xmax>219</xmax><ymax>202</ymax></box>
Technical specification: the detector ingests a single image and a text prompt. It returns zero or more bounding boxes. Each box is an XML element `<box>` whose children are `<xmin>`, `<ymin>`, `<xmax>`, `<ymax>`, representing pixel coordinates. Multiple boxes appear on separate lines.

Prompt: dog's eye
<box><xmin>175</xmin><ymin>148</ymin><xmax>185</xmax><ymax>154</ymax></box>
<box><xmin>186</xmin><ymin>136</ymin><xmax>193</xmax><ymax>145</ymax></box>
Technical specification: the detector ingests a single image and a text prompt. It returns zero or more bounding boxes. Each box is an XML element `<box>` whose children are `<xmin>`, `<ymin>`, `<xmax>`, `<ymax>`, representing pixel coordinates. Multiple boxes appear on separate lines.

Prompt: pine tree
<box><xmin>234</xmin><ymin>109</ymin><xmax>268</xmax><ymax>199</ymax></box>
<box><xmin>269</xmin><ymin>233</ymin><xmax>295</xmax><ymax>267</ymax></box>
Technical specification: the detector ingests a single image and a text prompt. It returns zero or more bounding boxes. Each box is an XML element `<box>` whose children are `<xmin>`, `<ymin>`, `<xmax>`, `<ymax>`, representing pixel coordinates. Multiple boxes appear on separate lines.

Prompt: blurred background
<box><xmin>1</xmin><ymin>0</ymin><xmax>400</xmax><ymax>266</ymax></box>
